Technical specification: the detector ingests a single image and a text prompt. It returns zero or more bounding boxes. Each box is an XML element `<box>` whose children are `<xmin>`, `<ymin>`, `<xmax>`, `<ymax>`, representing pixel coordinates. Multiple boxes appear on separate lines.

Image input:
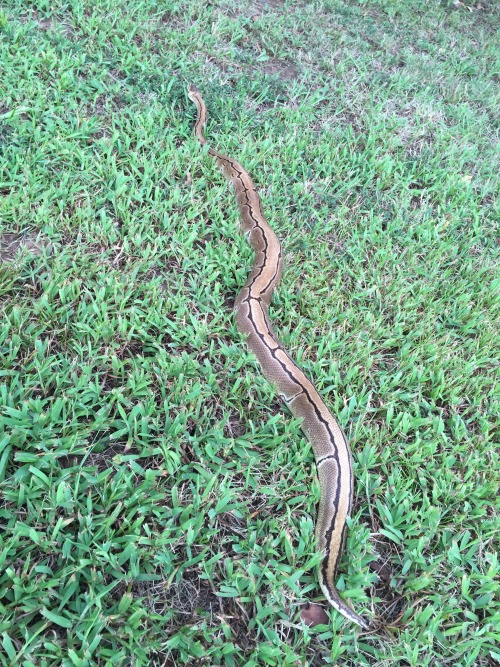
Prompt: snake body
<box><xmin>188</xmin><ymin>85</ymin><xmax>369</xmax><ymax>629</ymax></box>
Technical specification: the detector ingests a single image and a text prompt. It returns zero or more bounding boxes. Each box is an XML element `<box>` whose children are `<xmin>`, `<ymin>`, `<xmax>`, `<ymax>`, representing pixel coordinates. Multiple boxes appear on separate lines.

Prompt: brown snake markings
<box><xmin>188</xmin><ymin>84</ymin><xmax>370</xmax><ymax>629</ymax></box>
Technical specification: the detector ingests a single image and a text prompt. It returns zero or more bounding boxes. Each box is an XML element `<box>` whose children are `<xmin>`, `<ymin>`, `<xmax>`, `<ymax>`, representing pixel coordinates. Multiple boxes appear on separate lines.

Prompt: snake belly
<box><xmin>188</xmin><ymin>84</ymin><xmax>369</xmax><ymax>629</ymax></box>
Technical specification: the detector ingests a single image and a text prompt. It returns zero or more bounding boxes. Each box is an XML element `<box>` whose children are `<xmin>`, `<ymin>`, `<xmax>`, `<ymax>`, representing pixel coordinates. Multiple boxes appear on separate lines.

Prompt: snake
<box><xmin>188</xmin><ymin>84</ymin><xmax>369</xmax><ymax>629</ymax></box>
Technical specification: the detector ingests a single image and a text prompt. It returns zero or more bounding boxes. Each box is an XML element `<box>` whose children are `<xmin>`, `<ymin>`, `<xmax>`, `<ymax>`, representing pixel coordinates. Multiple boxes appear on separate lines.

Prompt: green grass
<box><xmin>0</xmin><ymin>0</ymin><xmax>499</xmax><ymax>664</ymax></box>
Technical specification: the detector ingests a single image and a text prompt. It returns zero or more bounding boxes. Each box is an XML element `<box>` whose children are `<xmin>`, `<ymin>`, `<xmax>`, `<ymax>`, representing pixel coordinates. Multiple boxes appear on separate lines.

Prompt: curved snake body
<box><xmin>188</xmin><ymin>85</ymin><xmax>369</xmax><ymax>629</ymax></box>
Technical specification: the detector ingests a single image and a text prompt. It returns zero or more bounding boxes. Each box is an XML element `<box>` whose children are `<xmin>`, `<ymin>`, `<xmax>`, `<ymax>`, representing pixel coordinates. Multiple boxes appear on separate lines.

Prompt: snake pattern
<box><xmin>188</xmin><ymin>84</ymin><xmax>369</xmax><ymax>629</ymax></box>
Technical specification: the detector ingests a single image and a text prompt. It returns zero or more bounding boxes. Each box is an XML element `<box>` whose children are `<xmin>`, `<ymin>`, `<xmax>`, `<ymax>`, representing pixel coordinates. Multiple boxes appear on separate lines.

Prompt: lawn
<box><xmin>0</xmin><ymin>0</ymin><xmax>499</xmax><ymax>665</ymax></box>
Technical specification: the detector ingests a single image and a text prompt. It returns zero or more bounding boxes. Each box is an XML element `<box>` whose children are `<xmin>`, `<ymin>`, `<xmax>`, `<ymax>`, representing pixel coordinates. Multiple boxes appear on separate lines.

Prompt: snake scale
<box><xmin>188</xmin><ymin>84</ymin><xmax>369</xmax><ymax>629</ymax></box>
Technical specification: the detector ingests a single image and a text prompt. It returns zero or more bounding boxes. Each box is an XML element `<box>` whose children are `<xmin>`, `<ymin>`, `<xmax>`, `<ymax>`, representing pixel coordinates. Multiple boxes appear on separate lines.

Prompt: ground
<box><xmin>0</xmin><ymin>0</ymin><xmax>499</xmax><ymax>665</ymax></box>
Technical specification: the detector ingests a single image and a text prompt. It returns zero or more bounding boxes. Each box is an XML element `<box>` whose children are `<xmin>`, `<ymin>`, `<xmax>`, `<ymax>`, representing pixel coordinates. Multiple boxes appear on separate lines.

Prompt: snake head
<box><xmin>188</xmin><ymin>83</ymin><xmax>200</xmax><ymax>97</ymax></box>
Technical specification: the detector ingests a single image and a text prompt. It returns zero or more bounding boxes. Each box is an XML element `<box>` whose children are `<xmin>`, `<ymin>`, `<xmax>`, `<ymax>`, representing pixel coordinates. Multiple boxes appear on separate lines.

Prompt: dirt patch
<box><xmin>255</xmin><ymin>0</ymin><xmax>284</xmax><ymax>8</ymax></box>
<box><xmin>0</xmin><ymin>232</ymin><xmax>50</xmax><ymax>263</ymax></box>
<box><xmin>258</xmin><ymin>58</ymin><xmax>298</xmax><ymax>81</ymax></box>
<box><xmin>368</xmin><ymin>529</ymin><xmax>407</xmax><ymax>628</ymax></box>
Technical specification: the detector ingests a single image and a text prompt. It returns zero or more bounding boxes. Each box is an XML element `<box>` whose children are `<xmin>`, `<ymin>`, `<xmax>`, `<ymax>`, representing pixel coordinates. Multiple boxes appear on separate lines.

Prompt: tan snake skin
<box><xmin>188</xmin><ymin>84</ymin><xmax>369</xmax><ymax>629</ymax></box>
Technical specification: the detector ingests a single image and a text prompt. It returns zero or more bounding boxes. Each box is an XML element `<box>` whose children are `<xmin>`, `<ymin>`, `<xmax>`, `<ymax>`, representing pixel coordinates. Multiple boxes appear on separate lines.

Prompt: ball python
<box><xmin>188</xmin><ymin>84</ymin><xmax>369</xmax><ymax>629</ymax></box>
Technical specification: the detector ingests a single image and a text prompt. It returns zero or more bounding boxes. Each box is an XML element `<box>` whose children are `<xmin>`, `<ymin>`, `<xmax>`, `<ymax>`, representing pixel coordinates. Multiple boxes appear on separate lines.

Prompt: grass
<box><xmin>0</xmin><ymin>0</ymin><xmax>499</xmax><ymax>664</ymax></box>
